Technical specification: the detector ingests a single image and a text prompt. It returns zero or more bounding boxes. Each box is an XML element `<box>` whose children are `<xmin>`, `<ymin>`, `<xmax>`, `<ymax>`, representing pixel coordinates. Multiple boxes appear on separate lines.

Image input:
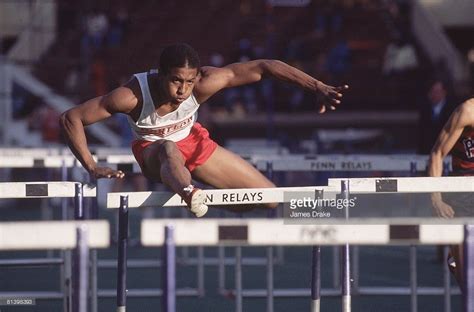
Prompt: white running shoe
<box><xmin>184</xmin><ymin>188</ymin><xmax>208</xmax><ymax>217</ymax></box>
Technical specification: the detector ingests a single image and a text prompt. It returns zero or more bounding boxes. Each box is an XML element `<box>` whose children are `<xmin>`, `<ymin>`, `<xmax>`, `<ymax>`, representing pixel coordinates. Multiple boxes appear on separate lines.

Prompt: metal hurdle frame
<box><xmin>0</xmin><ymin>182</ymin><xmax>96</xmax><ymax>311</ymax></box>
<box><xmin>0</xmin><ymin>150</ymin><xmax>106</xmax><ymax>312</ymax></box>
<box><xmin>113</xmin><ymin>178</ymin><xmax>471</xmax><ymax>312</ymax></box>
<box><xmin>101</xmin><ymin>152</ymin><xmax>459</xmax><ymax>311</ymax></box>
<box><xmin>140</xmin><ymin>217</ymin><xmax>473</xmax><ymax>312</ymax></box>
<box><xmin>11</xmin><ymin>150</ymin><xmax>458</xmax><ymax>311</ymax></box>
<box><xmin>95</xmin><ymin>150</ymin><xmax>287</xmax><ymax>298</ymax></box>
<box><xmin>0</xmin><ymin>220</ymin><xmax>109</xmax><ymax>312</ymax></box>
<box><xmin>249</xmin><ymin>155</ymin><xmax>456</xmax><ymax>312</ymax></box>
<box><xmin>107</xmin><ymin>186</ymin><xmax>335</xmax><ymax>312</ymax></box>
<box><xmin>327</xmin><ymin>176</ymin><xmax>474</xmax><ymax>312</ymax></box>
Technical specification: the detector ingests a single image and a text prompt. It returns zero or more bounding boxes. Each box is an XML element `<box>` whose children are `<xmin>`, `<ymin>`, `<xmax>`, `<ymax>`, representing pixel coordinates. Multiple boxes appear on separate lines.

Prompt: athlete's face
<box><xmin>164</xmin><ymin>67</ymin><xmax>198</xmax><ymax>104</ymax></box>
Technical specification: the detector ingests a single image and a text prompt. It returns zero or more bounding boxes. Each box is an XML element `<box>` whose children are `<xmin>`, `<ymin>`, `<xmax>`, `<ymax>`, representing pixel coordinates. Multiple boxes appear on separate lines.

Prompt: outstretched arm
<box><xmin>428</xmin><ymin>98</ymin><xmax>474</xmax><ymax>217</ymax></box>
<box><xmin>194</xmin><ymin>60</ymin><xmax>348</xmax><ymax>112</ymax></box>
<box><xmin>59</xmin><ymin>84</ymin><xmax>138</xmax><ymax>179</ymax></box>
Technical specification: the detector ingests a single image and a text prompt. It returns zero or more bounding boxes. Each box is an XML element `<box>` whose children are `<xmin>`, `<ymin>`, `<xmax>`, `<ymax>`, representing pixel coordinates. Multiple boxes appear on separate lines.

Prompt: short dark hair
<box><xmin>159</xmin><ymin>43</ymin><xmax>200</xmax><ymax>75</ymax></box>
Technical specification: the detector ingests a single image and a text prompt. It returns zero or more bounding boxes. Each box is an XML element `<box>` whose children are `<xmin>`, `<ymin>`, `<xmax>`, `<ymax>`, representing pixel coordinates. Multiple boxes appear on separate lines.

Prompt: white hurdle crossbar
<box><xmin>0</xmin><ymin>220</ymin><xmax>109</xmax><ymax>250</ymax></box>
<box><xmin>141</xmin><ymin>219</ymin><xmax>465</xmax><ymax>246</ymax></box>
<box><xmin>141</xmin><ymin>219</ymin><xmax>472</xmax><ymax>312</ymax></box>
<box><xmin>106</xmin><ymin>186</ymin><xmax>336</xmax><ymax>209</ymax></box>
<box><xmin>328</xmin><ymin>176</ymin><xmax>474</xmax><ymax>193</ymax></box>
<box><xmin>0</xmin><ymin>155</ymin><xmax>80</xmax><ymax>168</ymax></box>
<box><xmin>0</xmin><ymin>182</ymin><xmax>96</xmax><ymax>199</ymax></box>
<box><xmin>0</xmin><ymin>220</ymin><xmax>109</xmax><ymax>312</ymax></box>
<box><xmin>255</xmin><ymin>155</ymin><xmax>452</xmax><ymax>172</ymax></box>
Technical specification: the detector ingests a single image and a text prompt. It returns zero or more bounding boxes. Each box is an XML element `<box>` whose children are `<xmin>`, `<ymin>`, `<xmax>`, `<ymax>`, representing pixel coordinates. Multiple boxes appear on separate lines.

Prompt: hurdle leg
<box><xmin>341</xmin><ymin>245</ymin><xmax>351</xmax><ymax>312</ymax></box>
<box><xmin>179</xmin><ymin>207</ymin><xmax>190</xmax><ymax>262</ymax></box>
<box><xmin>443</xmin><ymin>246</ymin><xmax>451</xmax><ymax>312</ymax></box>
<box><xmin>352</xmin><ymin>246</ymin><xmax>360</xmax><ymax>294</ymax></box>
<box><xmin>90</xmin><ymin>249</ymin><xmax>98</xmax><ymax>312</ymax></box>
<box><xmin>71</xmin><ymin>183</ymin><xmax>85</xmax><ymax>312</ymax></box>
<box><xmin>235</xmin><ymin>246</ymin><xmax>243</xmax><ymax>312</ymax></box>
<box><xmin>73</xmin><ymin>225</ymin><xmax>89</xmax><ymax>312</ymax></box>
<box><xmin>409</xmin><ymin>245</ymin><xmax>418</xmax><ymax>312</ymax></box>
<box><xmin>407</xmin><ymin>162</ymin><xmax>419</xmax><ymax>312</ymax></box>
<box><xmin>74</xmin><ymin>183</ymin><xmax>84</xmax><ymax>220</ymax></box>
<box><xmin>218</xmin><ymin>245</ymin><xmax>226</xmax><ymax>294</ymax></box>
<box><xmin>266</xmin><ymin>161</ymin><xmax>284</xmax><ymax>266</ymax></box>
<box><xmin>197</xmin><ymin>246</ymin><xmax>205</xmax><ymax>297</ymax></box>
<box><xmin>60</xmin><ymin>249</ymin><xmax>72</xmax><ymax>312</ymax></box>
<box><xmin>333</xmin><ymin>247</ymin><xmax>340</xmax><ymax>289</ymax></box>
<box><xmin>117</xmin><ymin>196</ymin><xmax>129</xmax><ymax>312</ymax></box>
<box><xmin>162</xmin><ymin>225</ymin><xmax>176</xmax><ymax>312</ymax></box>
<box><xmin>90</xmin><ymin>177</ymin><xmax>99</xmax><ymax>312</ymax></box>
<box><xmin>61</xmin><ymin>168</ymin><xmax>72</xmax><ymax>312</ymax></box>
<box><xmin>218</xmin><ymin>209</ymin><xmax>227</xmax><ymax>294</ymax></box>
<box><xmin>266</xmin><ymin>246</ymin><xmax>274</xmax><ymax>312</ymax></box>
<box><xmin>311</xmin><ymin>246</ymin><xmax>321</xmax><ymax>312</ymax></box>
<box><xmin>264</xmin><ymin>166</ymin><xmax>275</xmax><ymax>312</ymax></box>
<box><xmin>464</xmin><ymin>225</ymin><xmax>474</xmax><ymax>312</ymax></box>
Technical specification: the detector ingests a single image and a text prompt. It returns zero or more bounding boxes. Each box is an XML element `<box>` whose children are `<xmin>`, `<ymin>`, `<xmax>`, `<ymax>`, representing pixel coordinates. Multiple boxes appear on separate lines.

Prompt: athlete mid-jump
<box><xmin>60</xmin><ymin>43</ymin><xmax>348</xmax><ymax>217</ymax></box>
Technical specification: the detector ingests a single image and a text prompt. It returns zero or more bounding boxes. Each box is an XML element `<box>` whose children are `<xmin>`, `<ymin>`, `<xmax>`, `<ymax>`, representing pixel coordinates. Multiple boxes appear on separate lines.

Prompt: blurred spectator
<box><xmin>12</xmin><ymin>85</ymin><xmax>38</xmax><ymax>119</ymax></box>
<box><xmin>325</xmin><ymin>36</ymin><xmax>351</xmax><ymax>82</ymax></box>
<box><xmin>287</xmin><ymin>1</ymin><xmax>343</xmax><ymax>62</ymax></box>
<box><xmin>224</xmin><ymin>38</ymin><xmax>258</xmax><ymax>114</ymax></box>
<box><xmin>314</xmin><ymin>1</ymin><xmax>343</xmax><ymax>38</ymax></box>
<box><xmin>107</xmin><ymin>6</ymin><xmax>129</xmax><ymax>48</ymax></box>
<box><xmin>81</xmin><ymin>10</ymin><xmax>109</xmax><ymax>63</ymax></box>
<box><xmin>64</xmin><ymin>66</ymin><xmax>81</xmax><ymax>98</ymax></box>
<box><xmin>418</xmin><ymin>79</ymin><xmax>457</xmax><ymax>154</ymax></box>
<box><xmin>85</xmin><ymin>10</ymin><xmax>109</xmax><ymax>48</ymax></box>
<box><xmin>382</xmin><ymin>35</ymin><xmax>418</xmax><ymax>76</ymax></box>
<box><xmin>90</xmin><ymin>53</ymin><xmax>108</xmax><ymax>96</ymax></box>
<box><xmin>26</xmin><ymin>104</ymin><xmax>61</xmax><ymax>144</ymax></box>
<box><xmin>236</xmin><ymin>38</ymin><xmax>254</xmax><ymax>62</ymax></box>
<box><xmin>209</xmin><ymin>52</ymin><xmax>224</xmax><ymax>67</ymax></box>
<box><xmin>433</xmin><ymin>57</ymin><xmax>454</xmax><ymax>92</ymax></box>
<box><xmin>224</xmin><ymin>85</ymin><xmax>258</xmax><ymax>114</ymax></box>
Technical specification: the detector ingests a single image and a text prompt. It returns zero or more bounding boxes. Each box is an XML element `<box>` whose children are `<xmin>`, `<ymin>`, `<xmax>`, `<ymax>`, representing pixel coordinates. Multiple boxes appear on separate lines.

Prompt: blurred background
<box><xmin>0</xmin><ymin>1</ymin><xmax>473</xmax><ymax>311</ymax></box>
<box><xmin>0</xmin><ymin>0</ymin><xmax>472</xmax><ymax>153</ymax></box>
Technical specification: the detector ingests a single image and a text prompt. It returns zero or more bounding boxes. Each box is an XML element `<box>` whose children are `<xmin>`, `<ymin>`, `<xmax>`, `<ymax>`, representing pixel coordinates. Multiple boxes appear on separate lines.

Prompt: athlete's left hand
<box><xmin>314</xmin><ymin>82</ymin><xmax>349</xmax><ymax>114</ymax></box>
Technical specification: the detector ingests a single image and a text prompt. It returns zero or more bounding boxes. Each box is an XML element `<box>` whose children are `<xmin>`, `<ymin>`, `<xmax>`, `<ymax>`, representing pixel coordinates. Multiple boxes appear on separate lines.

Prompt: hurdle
<box><xmin>327</xmin><ymin>176</ymin><xmax>474</xmax><ymax>312</ymax></box>
<box><xmin>140</xmin><ymin>218</ymin><xmax>472</xmax><ymax>312</ymax></box>
<box><xmin>107</xmin><ymin>186</ymin><xmax>335</xmax><ymax>311</ymax></box>
<box><xmin>125</xmin><ymin>179</ymin><xmax>473</xmax><ymax>312</ymax></box>
<box><xmin>254</xmin><ymin>155</ymin><xmax>453</xmax><ymax>308</ymax></box>
<box><xmin>0</xmin><ymin>181</ymin><xmax>96</xmax><ymax>311</ymax></box>
<box><xmin>103</xmin><ymin>154</ymin><xmax>455</xmax><ymax>304</ymax></box>
<box><xmin>0</xmin><ymin>220</ymin><xmax>109</xmax><ymax>312</ymax></box>
<box><xmin>254</xmin><ymin>154</ymin><xmax>452</xmax><ymax>172</ymax></box>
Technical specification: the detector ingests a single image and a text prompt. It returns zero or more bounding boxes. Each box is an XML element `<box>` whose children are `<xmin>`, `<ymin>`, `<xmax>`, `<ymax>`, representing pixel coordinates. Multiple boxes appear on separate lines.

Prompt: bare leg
<box><xmin>142</xmin><ymin>140</ymin><xmax>191</xmax><ymax>198</ymax></box>
<box><xmin>140</xmin><ymin>140</ymin><xmax>207</xmax><ymax>217</ymax></box>
<box><xmin>192</xmin><ymin>146</ymin><xmax>277</xmax><ymax>211</ymax></box>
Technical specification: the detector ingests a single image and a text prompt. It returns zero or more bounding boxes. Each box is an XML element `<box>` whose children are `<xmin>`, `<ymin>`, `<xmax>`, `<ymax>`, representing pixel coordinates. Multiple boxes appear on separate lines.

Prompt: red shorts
<box><xmin>131</xmin><ymin>122</ymin><xmax>218</xmax><ymax>173</ymax></box>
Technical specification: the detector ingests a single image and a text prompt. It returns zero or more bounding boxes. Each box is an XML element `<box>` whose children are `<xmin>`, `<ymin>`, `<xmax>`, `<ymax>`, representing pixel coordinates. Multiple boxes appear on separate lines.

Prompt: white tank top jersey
<box><xmin>126</xmin><ymin>71</ymin><xmax>199</xmax><ymax>142</ymax></box>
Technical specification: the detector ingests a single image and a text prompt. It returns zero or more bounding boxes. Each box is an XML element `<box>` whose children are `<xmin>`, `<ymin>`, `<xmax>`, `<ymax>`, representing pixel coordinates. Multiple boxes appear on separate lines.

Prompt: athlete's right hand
<box><xmin>89</xmin><ymin>167</ymin><xmax>125</xmax><ymax>179</ymax></box>
<box><xmin>431</xmin><ymin>196</ymin><xmax>455</xmax><ymax>218</ymax></box>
